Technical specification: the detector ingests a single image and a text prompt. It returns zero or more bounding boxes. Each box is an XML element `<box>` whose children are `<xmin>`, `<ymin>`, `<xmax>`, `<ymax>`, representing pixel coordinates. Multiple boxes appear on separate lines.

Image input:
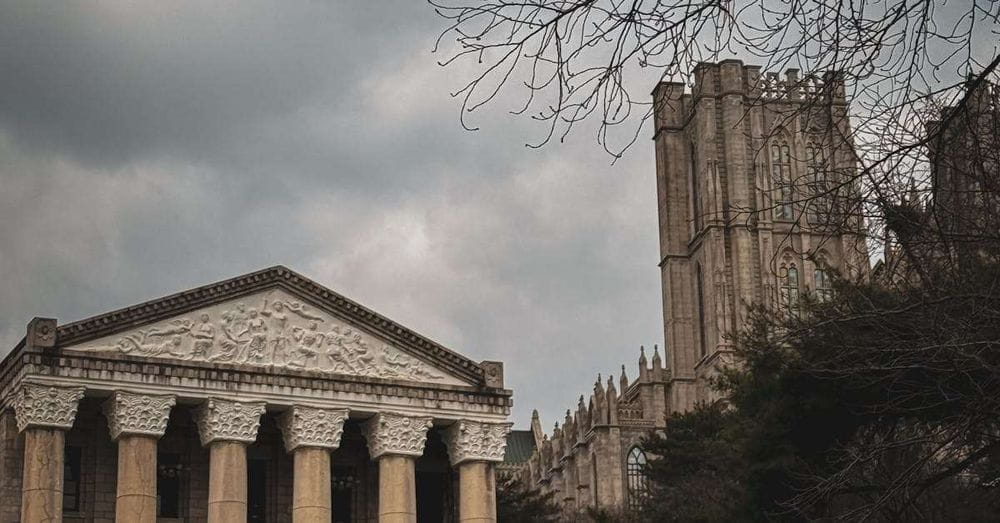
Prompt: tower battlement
<box><xmin>653</xmin><ymin>60</ymin><xmax>847</xmax><ymax>134</ymax></box>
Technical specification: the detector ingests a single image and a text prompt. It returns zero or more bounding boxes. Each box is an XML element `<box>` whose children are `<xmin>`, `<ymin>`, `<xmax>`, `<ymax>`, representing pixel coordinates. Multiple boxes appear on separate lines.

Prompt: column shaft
<box><xmin>458</xmin><ymin>461</ymin><xmax>497</xmax><ymax>523</ymax></box>
<box><xmin>292</xmin><ymin>447</ymin><xmax>331</xmax><ymax>523</ymax></box>
<box><xmin>378</xmin><ymin>455</ymin><xmax>417</xmax><ymax>523</ymax></box>
<box><xmin>21</xmin><ymin>428</ymin><xmax>64</xmax><ymax>523</ymax></box>
<box><xmin>116</xmin><ymin>435</ymin><xmax>158</xmax><ymax>523</ymax></box>
<box><xmin>208</xmin><ymin>441</ymin><xmax>248</xmax><ymax>523</ymax></box>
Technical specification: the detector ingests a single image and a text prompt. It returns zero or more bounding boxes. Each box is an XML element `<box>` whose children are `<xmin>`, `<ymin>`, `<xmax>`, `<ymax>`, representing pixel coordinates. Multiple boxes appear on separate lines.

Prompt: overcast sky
<box><xmin>0</xmin><ymin>1</ymin><xmax>662</xmax><ymax>428</ymax></box>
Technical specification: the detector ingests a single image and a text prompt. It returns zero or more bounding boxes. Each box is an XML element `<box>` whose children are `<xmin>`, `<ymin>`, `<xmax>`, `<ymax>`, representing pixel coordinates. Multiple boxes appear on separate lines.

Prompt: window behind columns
<box><xmin>416</xmin><ymin>429</ymin><xmax>455</xmax><ymax>523</ymax></box>
<box><xmin>63</xmin><ymin>445</ymin><xmax>82</xmax><ymax>513</ymax></box>
<box><xmin>157</xmin><ymin>452</ymin><xmax>182</xmax><ymax>518</ymax></box>
<box><xmin>247</xmin><ymin>458</ymin><xmax>267</xmax><ymax>521</ymax></box>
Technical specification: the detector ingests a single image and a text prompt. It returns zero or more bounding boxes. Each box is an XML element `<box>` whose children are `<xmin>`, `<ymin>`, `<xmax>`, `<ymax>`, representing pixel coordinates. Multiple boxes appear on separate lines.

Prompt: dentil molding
<box><xmin>361</xmin><ymin>412</ymin><xmax>433</xmax><ymax>459</ymax></box>
<box><xmin>278</xmin><ymin>405</ymin><xmax>349</xmax><ymax>452</ymax></box>
<box><xmin>193</xmin><ymin>397</ymin><xmax>266</xmax><ymax>446</ymax></box>
<box><xmin>12</xmin><ymin>383</ymin><xmax>86</xmax><ymax>432</ymax></box>
<box><xmin>103</xmin><ymin>391</ymin><xmax>176</xmax><ymax>440</ymax></box>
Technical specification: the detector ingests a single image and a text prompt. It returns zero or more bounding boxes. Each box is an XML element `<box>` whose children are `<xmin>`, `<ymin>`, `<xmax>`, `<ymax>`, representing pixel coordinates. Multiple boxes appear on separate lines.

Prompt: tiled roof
<box><xmin>503</xmin><ymin>430</ymin><xmax>536</xmax><ymax>464</ymax></box>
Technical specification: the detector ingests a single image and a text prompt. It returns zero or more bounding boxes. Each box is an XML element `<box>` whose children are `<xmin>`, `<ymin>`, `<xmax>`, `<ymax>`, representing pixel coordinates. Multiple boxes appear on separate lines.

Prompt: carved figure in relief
<box><xmin>326</xmin><ymin>326</ymin><xmax>376</xmax><ymax>374</ymax></box>
<box><xmin>145</xmin><ymin>318</ymin><xmax>194</xmax><ymax>339</ymax></box>
<box><xmin>190</xmin><ymin>314</ymin><xmax>215</xmax><ymax>359</ymax></box>
<box><xmin>261</xmin><ymin>299</ymin><xmax>290</xmax><ymax>365</ymax></box>
<box><xmin>379</xmin><ymin>347</ymin><xmax>443</xmax><ymax>381</ymax></box>
<box><xmin>245</xmin><ymin>308</ymin><xmax>269</xmax><ymax>363</ymax></box>
<box><xmin>288</xmin><ymin>322</ymin><xmax>325</xmax><ymax>368</ymax></box>
<box><xmin>87</xmin><ymin>292</ymin><xmax>449</xmax><ymax>383</ymax></box>
<box><xmin>277</xmin><ymin>299</ymin><xmax>325</xmax><ymax>323</ymax></box>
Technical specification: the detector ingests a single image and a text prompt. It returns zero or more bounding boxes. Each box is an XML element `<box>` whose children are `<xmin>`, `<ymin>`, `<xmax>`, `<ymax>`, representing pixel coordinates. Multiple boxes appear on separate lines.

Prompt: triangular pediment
<box><xmin>58</xmin><ymin>267</ymin><xmax>481</xmax><ymax>387</ymax></box>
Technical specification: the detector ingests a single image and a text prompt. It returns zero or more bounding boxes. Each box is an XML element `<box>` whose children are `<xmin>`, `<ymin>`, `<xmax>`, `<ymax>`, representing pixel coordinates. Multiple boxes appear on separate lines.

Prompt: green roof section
<box><xmin>503</xmin><ymin>430</ymin><xmax>536</xmax><ymax>464</ymax></box>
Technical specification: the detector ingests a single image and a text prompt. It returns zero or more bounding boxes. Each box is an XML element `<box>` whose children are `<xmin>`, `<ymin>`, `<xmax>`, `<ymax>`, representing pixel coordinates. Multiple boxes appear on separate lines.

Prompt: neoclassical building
<box><xmin>0</xmin><ymin>266</ymin><xmax>512</xmax><ymax>523</ymax></box>
<box><xmin>521</xmin><ymin>60</ymin><xmax>870</xmax><ymax>517</ymax></box>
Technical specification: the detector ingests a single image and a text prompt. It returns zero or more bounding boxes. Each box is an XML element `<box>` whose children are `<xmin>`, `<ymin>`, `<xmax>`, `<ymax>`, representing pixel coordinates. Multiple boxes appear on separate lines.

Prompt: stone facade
<box><xmin>520</xmin><ymin>60</ymin><xmax>870</xmax><ymax>517</ymax></box>
<box><xmin>653</xmin><ymin>60</ymin><xmax>869</xmax><ymax>411</ymax></box>
<box><xmin>517</xmin><ymin>347</ymin><xmax>667</xmax><ymax>518</ymax></box>
<box><xmin>0</xmin><ymin>265</ymin><xmax>513</xmax><ymax>523</ymax></box>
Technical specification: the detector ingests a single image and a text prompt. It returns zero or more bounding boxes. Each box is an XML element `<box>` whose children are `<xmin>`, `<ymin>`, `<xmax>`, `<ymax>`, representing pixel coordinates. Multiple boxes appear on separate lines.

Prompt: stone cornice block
<box><xmin>443</xmin><ymin>419</ymin><xmax>512</xmax><ymax>465</ymax></box>
<box><xmin>193</xmin><ymin>397</ymin><xmax>266</xmax><ymax>446</ymax></box>
<box><xmin>278</xmin><ymin>405</ymin><xmax>349</xmax><ymax>452</ymax></box>
<box><xmin>103</xmin><ymin>391</ymin><xmax>176</xmax><ymax>440</ymax></box>
<box><xmin>12</xmin><ymin>383</ymin><xmax>86</xmax><ymax>432</ymax></box>
<box><xmin>361</xmin><ymin>412</ymin><xmax>432</xmax><ymax>459</ymax></box>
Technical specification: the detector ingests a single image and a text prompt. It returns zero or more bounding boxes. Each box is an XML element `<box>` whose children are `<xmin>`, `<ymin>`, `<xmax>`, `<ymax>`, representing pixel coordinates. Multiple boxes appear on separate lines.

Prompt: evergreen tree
<box><xmin>496</xmin><ymin>472</ymin><xmax>562</xmax><ymax>523</ymax></box>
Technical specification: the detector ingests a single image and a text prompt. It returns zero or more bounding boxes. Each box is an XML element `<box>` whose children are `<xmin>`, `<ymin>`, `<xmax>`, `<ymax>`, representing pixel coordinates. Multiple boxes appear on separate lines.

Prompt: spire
<box><xmin>607</xmin><ymin>374</ymin><xmax>619</xmax><ymax>424</ymax></box>
<box><xmin>530</xmin><ymin>409</ymin><xmax>544</xmax><ymax>446</ymax></box>
<box><xmin>652</xmin><ymin>344</ymin><xmax>663</xmax><ymax>375</ymax></box>
<box><xmin>638</xmin><ymin>345</ymin><xmax>650</xmax><ymax>382</ymax></box>
<box><xmin>620</xmin><ymin>364</ymin><xmax>629</xmax><ymax>392</ymax></box>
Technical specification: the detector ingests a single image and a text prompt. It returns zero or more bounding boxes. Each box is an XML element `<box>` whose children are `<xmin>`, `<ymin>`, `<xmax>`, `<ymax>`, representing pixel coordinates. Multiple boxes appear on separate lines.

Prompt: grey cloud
<box><xmin>0</xmin><ymin>1</ymin><xmax>663</xmax><ymax>427</ymax></box>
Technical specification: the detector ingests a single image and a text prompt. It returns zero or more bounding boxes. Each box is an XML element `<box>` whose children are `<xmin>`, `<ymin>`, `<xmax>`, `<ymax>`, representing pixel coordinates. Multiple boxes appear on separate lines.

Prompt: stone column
<box><xmin>443</xmin><ymin>420</ymin><xmax>512</xmax><ymax>523</ymax></box>
<box><xmin>361</xmin><ymin>412</ymin><xmax>433</xmax><ymax>523</ymax></box>
<box><xmin>194</xmin><ymin>398</ymin><xmax>266</xmax><ymax>523</ymax></box>
<box><xmin>103</xmin><ymin>391</ymin><xmax>176</xmax><ymax>523</ymax></box>
<box><xmin>11</xmin><ymin>382</ymin><xmax>86</xmax><ymax>523</ymax></box>
<box><xmin>277</xmin><ymin>406</ymin><xmax>349</xmax><ymax>523</ymax></box>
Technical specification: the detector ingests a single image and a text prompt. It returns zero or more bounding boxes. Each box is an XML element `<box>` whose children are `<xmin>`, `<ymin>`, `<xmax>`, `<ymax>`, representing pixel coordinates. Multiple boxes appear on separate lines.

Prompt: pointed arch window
<box><xmin>780</xmin><ymin>264</ymin><xmax>800</xmax><ymax>317</ymax></box>
<box><xmin>691</xmin><ymin>140</ymin><xmax>703</xmax><ymax>232</ymax></box>
<box><xmin>771</xmin><ymin>141</ymin><xmax>793</xmax><ymax>220</ymax></box>
<box><xmin>814</xmin><ymin>266</ymin><xmax>833</xmax><ymax>302</ymax></box>
<box><xmin>696</xmin><ymin>263</ymin><xmax>707</xmax><ymax>358</ymax></box>
<box><xmin>626</xmin><ymin>446</ymin><xmax>649</xmax><ymax>512</ymax></box>
<box><xmin>806</xmin><ymin>144</ymin><xmax>831</xmax><ymax>225</ymax></box>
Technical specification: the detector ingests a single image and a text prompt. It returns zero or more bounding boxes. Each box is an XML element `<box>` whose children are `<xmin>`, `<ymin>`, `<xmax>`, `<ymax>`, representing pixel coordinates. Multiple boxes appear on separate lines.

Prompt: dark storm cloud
<box><xmin>0</xmin><ymin>1</ymin><xmax>663</xmax><ymax>428</ymax></box>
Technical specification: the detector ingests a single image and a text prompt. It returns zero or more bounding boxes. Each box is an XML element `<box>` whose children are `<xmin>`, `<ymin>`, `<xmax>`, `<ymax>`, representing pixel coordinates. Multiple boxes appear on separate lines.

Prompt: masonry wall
<box><xmin>653</xmin><ymin>61</ymin><xmax>868</xmax><ymax>411</ymax></box>
<box><xmin>0</xmin><ymin>408</ymin><xmax>24</xmax><ymax>523</ymax></box>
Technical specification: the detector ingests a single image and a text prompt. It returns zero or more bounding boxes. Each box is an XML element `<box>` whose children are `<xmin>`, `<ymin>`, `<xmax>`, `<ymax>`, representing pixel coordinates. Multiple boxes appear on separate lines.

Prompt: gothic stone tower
<box><xmin>652</xmin><ymin>60</ymin><xmax>868</xmax><ymax>412</ymax></box>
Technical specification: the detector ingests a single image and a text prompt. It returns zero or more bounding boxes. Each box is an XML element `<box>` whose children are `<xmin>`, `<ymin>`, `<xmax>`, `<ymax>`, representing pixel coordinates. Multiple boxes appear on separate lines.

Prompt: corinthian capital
<box><xmin>12</xmin><ymin>383</ymin><xmax>86</xmax><ymax>432</ymax></box>
<box><xmin>103</xmin><ymin>391</ymin><xmax>176</xmax><ymax>440</ymax></box>
<box><xmin>361</xmin><ymin>412</ymin><xmax>432</xmax><ymax>459</ymax></box>
<box><xmin>193</xmin><ymin>397</ymin><xmax>266</xmax><ymax>446</ymax></box>
<box><xmin>278</xmin><ymin>406</ymin><xmax>349</xmax><ymax>452</ymax></box>
<box><xmin>443</xmin><ymin>420</ymin><xmax>512</xmax><ymax>465</ymax></box>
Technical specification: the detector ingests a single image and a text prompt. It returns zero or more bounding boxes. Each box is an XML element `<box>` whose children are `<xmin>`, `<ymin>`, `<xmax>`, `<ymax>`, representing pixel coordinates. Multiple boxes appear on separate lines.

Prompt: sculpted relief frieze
<box><xmin>70</xmin><ymin>289</ymin><xmax>465</xmax><ymax>385</ymax></box>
